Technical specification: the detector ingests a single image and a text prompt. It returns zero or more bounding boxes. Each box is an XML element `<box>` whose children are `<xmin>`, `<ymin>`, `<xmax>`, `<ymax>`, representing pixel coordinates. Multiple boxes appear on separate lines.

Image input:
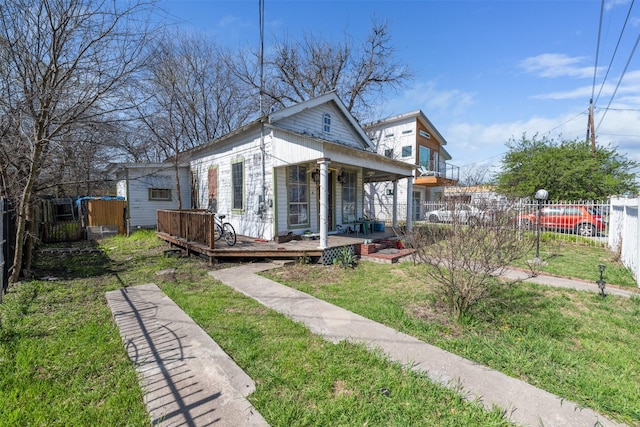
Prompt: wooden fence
<box><xmin>40</xmin><ymin>220</ymin><xmax>82</xmax><ymax>243</ymax></box>
<box><xmin>157</xmin><ymin>209</ymin><xmax>216</xmax><ymax>249</ymax></box>
<box><xmin>84</xmin><ymin>199</ymin><xmax>126</xmax><ymax>235</ymax></box>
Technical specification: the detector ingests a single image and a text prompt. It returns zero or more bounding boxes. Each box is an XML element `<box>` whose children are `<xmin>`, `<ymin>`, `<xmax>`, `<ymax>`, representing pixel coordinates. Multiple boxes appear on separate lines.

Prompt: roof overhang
<box><xmin>272</xmin><ymin>126</ymin><xmax>414</xmax><ymax>183</ymax></box>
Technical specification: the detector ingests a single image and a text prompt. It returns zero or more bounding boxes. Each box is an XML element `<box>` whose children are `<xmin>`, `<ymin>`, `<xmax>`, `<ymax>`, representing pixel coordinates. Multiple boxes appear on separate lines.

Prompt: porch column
<box><xmin>406</xmin><ymin>178</ymin><xmax>413</xmax><ymax>232</ymax></box>
<box><xmin>392</xmin><ymin>180</ymin><xmax>398</xmax><ymax>227</ymax></box>
<box><xmin>317</xmin><ymin>158</ymin><xmax>331</xmax><ymax>249</ymax></box>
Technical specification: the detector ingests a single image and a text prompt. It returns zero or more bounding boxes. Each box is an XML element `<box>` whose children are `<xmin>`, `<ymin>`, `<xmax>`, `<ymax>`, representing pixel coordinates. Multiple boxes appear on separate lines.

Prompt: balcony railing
<box><xmin>417</xmin><ymin>160</ymin><xmax>459</xmax><ymax>182</ymax></box>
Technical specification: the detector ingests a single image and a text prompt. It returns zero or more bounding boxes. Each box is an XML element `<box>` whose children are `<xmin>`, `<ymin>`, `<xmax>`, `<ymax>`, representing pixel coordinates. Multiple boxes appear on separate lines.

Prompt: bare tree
<box><xmin>39</xmin><ymin>121</ymin><xmax>119</xmax><ymax>196</ymax></box>
<box><xmin>0</xmin><ymin>0</ymin><xmax>155</xmax><ymax>283</ymax></box>
<box><xmin>231</xmin><ymin>18</ymin><xmax>412</xmax><ymax>122</ymax></box>
<box><xmin>133</xmin><ymin>29</ymin><xmax>255</xmax><ymax>208</ymax></box>
<box><xmin>409</xmin><ymin>203</ymin><xmax>533</xmax><ymax>319</ymax></box>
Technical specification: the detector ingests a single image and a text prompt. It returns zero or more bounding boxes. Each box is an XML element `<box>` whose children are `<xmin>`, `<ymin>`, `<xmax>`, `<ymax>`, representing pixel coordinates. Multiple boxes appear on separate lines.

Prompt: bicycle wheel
<box><xmin>222</xmin><ymin>222</ymin><xmax>236</xmax><ymax>246</ymax></box>
<box><xmin>214</xmin><ymin>222</ymin><xmax>223</xmax><ymax>241</ymax></box>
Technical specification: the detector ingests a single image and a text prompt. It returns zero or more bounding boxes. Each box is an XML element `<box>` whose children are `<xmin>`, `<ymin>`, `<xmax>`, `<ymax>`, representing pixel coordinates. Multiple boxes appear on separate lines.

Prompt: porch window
<box><xmin>323</xmin><ymin>113</ymin><xmax>331</xmax><ymax>133</ymax></box>
<box><xmin>288</xmin><ymin>165</ymin><xmax>309</xmax><ymax>226</ymax></box>
<box><xmin>341</xmin><ymin>170</ymin><xmax>357</xmax><ymax>222</ymax></box>
<box><xmin>231</xmin><ymin>160</ymin><xmax>244</xmax><ymax>211</ymax></box>
<box><xmin>149</xmin><ymin>188</ymin><xmax>171</xmax><ymax>201</ymax></box>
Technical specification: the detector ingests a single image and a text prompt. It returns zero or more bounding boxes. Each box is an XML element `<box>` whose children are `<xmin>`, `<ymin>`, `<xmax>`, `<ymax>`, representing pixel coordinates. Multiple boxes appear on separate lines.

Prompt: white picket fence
<box><xmin>608</xmin><ymin>197</ymin><xmax>640</xmax><ymax>287</ymax></box>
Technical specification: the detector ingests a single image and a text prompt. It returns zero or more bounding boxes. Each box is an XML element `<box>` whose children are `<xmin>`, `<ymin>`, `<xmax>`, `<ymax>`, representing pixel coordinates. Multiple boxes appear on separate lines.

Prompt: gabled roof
<box><xmin>269</xmin><ymin>91</ymin><xmax>375</xmax><ymax>151</ymax></box>
<box><xmin>363</xmin><ymin>110</ymin><xmax>448</xmax><ymax>146</ymax></box>
<box><xmin>181</xmin><ymin>92</ymin><xmax>374</xmax><ymax>160</ymax></box>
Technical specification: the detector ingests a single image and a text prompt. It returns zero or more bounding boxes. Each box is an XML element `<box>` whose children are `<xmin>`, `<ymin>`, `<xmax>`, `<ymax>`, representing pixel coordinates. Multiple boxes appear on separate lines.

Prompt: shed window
<box><xmin>149</xmin><ymin>188</ymin><xmax>171</xmax><ymax>201</ymax></box>
<box><xmin>231</xmin><ymin>160</ymin><xmax>244</xmax><ymax>211</ymax></box>
<box><xmin>323</xmin><ymin>113</ymin><xmax>331</xmax><ymax>133</ymax></box>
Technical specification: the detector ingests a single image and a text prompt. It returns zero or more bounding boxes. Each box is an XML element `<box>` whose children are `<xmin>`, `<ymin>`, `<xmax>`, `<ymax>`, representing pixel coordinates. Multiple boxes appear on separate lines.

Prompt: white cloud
<box><xmin>519</xmin><ymin>53</ymin><xmax>595</xmax><ymax>78</ymax></box>
<box><xmin>605</xmin><ymin>0</ymin><xmax>631</xmax><ymax>11</ymax></box>
<box><xmin>445</xmin><ymin>107</ymin><xmax>640</xmax><ymax>171</ymax></box>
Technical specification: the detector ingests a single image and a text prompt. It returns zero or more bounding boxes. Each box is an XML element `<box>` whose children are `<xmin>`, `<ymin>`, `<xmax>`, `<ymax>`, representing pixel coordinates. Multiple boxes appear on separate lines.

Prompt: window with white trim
<box><xmin>341</xmin><ymin>171</ymin><xmax>357</xmax><ymax>222</ymax></box>
<box><xmin>323</xmin><ymin>113</ymin><xmax>331</xmax><ymax>133</ymax></box>
<box><xmin>149</xmin><ymin>188</ymin><xmax>171</xmax><ymax>201</ymax></box>
<box><xmin>288</xmin><ymin>165</ymin><xmax>309</xmax><ymax>226</ymax></box>
<box><xmin>231</xmin><ymin>160</ymin><xmax>244</xmax><ymax>211</ymax></box>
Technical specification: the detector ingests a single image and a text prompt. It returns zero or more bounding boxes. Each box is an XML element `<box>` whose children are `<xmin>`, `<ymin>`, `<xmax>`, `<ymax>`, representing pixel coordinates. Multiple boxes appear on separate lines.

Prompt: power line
<box><xmin>594</xmin><ymin>0</ymin><xmax>635</xmax><ymax>105</ymax></box>
<box><xmin>591</xmin><ymin>0</ymin><xmax>605</xmax><ymax>102</ymax></box>
<box><xmin>596</xmin><ymin>30</ymin><xmax>640</xmax><ymax>132</ymax></box>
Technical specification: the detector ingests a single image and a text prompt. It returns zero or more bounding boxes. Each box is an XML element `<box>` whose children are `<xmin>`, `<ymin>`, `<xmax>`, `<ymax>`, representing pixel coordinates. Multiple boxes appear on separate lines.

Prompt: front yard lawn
<box><xmin>263</xmin><ymin>259</ymin><xmax>640</xmax><ymax>426</ymax></box>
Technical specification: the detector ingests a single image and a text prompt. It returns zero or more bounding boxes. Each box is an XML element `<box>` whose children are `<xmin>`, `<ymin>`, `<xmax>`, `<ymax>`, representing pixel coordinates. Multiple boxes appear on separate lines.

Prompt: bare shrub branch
<box><xmin>410</xmin><ymin>202</ymin><xmax>534</xmax><ymax>319</ymax></box>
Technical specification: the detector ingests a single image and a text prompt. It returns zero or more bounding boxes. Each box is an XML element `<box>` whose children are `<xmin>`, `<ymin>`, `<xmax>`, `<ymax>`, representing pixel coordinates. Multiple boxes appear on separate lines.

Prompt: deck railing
<box><xmin>157</xmin><ymin>209</ymin><xmax>216</xmax><ymax>249</ymax></box>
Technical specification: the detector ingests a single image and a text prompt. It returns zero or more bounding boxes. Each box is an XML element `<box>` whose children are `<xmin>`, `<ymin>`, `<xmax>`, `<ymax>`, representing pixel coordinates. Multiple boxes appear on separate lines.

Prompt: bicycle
<box><xmin>213</xmin><ymin>213</ymin><xmax>237</xmax><ymax>246</ymax></box>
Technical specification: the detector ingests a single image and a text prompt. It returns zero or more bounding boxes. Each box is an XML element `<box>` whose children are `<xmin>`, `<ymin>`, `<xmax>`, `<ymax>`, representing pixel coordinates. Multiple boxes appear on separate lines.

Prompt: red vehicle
<box><xmin>515</xmin><ymin>205</ymin><xmax>606</xmax><ymax>237</ymax></box>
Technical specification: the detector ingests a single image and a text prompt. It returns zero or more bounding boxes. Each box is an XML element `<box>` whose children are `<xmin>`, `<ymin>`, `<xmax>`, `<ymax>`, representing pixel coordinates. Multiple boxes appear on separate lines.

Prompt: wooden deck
<box><xmin>157</xmin><ymin>230</ymin><xmax>400</xmax><ymax>264</ymax></box>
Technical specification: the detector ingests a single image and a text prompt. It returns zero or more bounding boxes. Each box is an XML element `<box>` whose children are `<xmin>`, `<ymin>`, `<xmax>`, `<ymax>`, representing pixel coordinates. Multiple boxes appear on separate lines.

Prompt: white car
<box><xmin>424</xmin><ymin>204</ymin><xmax>491</xmax><ymax>225</ymax></box>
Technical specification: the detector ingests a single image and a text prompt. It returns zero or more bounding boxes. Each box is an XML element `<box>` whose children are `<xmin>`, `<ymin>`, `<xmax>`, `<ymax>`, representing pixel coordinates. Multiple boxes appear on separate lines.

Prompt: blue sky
<box><xmin>159</xmin><ymin>0</ymin><xmax>640</xmax><ymax>175</ymax></box>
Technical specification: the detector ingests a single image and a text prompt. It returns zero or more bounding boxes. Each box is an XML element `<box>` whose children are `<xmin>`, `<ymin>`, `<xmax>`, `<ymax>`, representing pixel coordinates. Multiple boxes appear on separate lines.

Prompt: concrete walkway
<box><xmin>106</xmin><ymin>264</ymin><xmax>635</xmax><ymax>426</ymax></box>
<box><xmin>210</xmin><ymin>264</ymin><xmax>629</xmax><ymax>427</ymax></box>
<box><xmin>500</xmin><ymin>267</ymin><xmax>638</xmax><ymax>298</ymax></box>
<box><xmin>106</xmin><ymin>284</ymin><xmax>269</xmax><ymax>427</ymax></box>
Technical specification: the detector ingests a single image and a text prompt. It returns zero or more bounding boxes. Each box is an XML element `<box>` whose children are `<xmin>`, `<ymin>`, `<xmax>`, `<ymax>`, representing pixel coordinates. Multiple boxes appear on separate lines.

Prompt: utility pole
<box><xmin>586</xmin><ymin>99</ymin><xmax>596</xmax><ymax>157</ymax></box>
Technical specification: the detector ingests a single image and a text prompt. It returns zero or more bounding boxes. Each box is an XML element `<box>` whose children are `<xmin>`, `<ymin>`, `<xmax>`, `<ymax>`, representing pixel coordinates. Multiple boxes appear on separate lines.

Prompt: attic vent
<box><xmin>419</xmin><ymin>130</ymin><xmax>431</xmax><ymax>139</ymax></box>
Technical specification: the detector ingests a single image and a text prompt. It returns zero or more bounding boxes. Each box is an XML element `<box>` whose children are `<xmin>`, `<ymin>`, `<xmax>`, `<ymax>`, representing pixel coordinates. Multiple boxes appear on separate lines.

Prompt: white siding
<box><xmin>275</xmin><ymin>167</ymin><xmax>288</xmax><ymax>234</ymax></box>
<box><xmin>190</xmin><ymin>131</ymin><xmax>275</xmax><ymax>240</ymax></box>
<box><xmin>124</xmin><ymin>167</ymin><xmax>191</xmax><ymax>229</ymax></box>
<box><xmin>271</xmin><ymin>130</ymin><xmax>324</xmax><ymax>166</ymax></box>
<box><xmin>116</xmin><ymin>181</ymin><xmax>126</xmax><ymax>198</ymax></box>
<box><xmin>275</xmin><ymin>103</ymin><xmax>365</xmax><ymax>150</ymax></box>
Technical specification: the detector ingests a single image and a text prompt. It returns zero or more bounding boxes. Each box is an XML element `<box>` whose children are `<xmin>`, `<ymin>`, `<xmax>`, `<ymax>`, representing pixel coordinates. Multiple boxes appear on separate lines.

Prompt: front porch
<box><xmin>156</xmin><ymin>208</ymin><xmax>412</xmax><ymax>264</ymax></box>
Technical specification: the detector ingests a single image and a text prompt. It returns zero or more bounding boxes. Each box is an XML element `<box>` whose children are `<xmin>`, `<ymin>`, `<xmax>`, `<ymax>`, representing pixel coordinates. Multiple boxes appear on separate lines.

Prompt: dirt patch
<box><xmin>332</xmin><ymin>380</ymin><xmax>355</xmax><ymax>397</ymax></box>
<box><xmin>267</xmin><ymin>264</ymin><xmax>346</xmax><ymax>286</ymax></box>
<box><xmin>407</xmin><ymin>301</ymin><xmax>464</xmax><ymax>337</ymax></box>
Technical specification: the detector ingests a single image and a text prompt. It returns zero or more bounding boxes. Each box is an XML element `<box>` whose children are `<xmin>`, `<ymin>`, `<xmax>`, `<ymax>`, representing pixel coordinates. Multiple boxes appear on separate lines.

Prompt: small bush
<box><xmin>333</xmin><ymin>246</ymin><xmax>357</xmax><ymax>269</ymax></box>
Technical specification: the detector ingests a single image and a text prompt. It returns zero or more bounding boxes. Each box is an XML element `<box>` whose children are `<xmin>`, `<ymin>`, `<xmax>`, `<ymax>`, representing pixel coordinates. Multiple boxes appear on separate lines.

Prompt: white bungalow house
<box><xmin>109</xmin><ymin>92</ymin><xmax>417</xmax><ymax>246</ymax></box>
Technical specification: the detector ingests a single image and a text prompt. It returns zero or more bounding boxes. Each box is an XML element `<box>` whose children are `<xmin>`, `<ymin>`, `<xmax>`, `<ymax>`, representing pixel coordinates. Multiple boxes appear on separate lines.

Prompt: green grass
<box><xmin>2</xmin><ymin>231</ymin><xmax>638</xmax><ymax>425</ymax></box>
<box><xmin>0</xmin><ymin>231</ymin><xmax>511</xmax><ymax>426</ymax></box>
<box><xmin>511</xmin><ymin>234</ymin><xmax>637</xmax><ymax>288</ymax></box>
<box><xmin>263</xmin><ymin>261</ymin><xmax>640</xmax><ymax>426</ymax></box>
<box><xmin>0</xmin><ymin>265</ymin><xmax>149</xmax><ymax>425</ymax></box>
